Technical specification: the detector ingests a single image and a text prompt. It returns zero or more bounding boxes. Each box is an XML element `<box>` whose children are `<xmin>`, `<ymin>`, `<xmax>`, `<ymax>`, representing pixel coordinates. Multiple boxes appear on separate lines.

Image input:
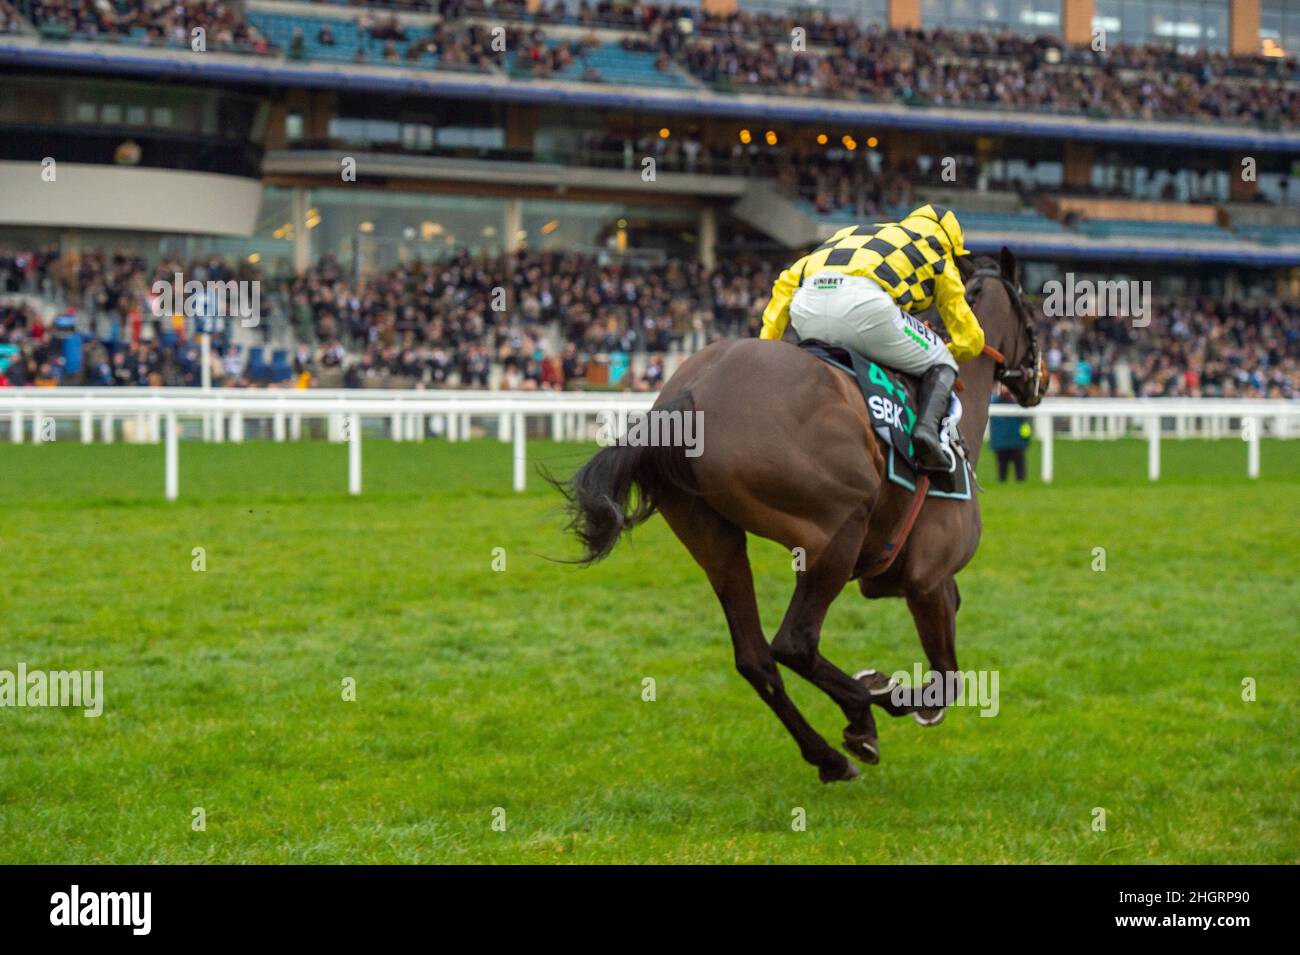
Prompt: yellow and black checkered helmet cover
<box><xmin>900</xmin><ymin>204</ymin><xmax>967</xmax><ymax>257</ymax></box>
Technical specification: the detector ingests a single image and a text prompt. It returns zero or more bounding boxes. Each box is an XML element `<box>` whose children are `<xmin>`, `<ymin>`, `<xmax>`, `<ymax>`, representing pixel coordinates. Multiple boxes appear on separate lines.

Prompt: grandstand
<box><xmin>1</xmin><ymin>0</ymin><xmax>1298</xmax><ymax>398</ymax></box>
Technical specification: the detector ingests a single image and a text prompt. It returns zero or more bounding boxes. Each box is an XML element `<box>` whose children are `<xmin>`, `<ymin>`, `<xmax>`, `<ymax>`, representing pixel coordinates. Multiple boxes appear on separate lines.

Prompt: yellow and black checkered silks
<box><xmin>760</xmin><ymin>204</ymin><xmax>986</xmax><ymax>363</ymax></box>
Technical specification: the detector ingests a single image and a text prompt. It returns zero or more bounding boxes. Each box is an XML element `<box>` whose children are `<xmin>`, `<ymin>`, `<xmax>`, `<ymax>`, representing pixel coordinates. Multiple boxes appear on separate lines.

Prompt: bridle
<box><xmin>963</xmin><ymin>266</ymin><xmax>1045</xmax><ymax>405</ymax></box>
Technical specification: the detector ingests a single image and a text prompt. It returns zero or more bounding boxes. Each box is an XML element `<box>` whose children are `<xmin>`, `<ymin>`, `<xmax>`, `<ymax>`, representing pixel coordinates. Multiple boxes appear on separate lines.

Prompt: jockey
<box><xmin>759</xmin><ymin>204</ymin><xmax>985</xmax><ymax>471</ymax></box>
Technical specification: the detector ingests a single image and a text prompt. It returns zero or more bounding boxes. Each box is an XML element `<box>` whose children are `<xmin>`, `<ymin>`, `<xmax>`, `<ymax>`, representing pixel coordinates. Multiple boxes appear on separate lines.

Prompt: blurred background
<box><xmin>0</xmin><ymin>0</ymin><xmax>1297</xmax><ymax>398</ymax></box>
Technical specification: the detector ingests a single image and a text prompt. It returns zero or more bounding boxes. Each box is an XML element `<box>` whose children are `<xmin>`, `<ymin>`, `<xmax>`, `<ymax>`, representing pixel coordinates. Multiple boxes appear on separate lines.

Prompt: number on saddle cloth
<box><xmin>796</xmin><ymin>338</ymin><xmax>971</xmax><ymax>500</ymax></box>
<box><xmin>859</xmin><ymin>358</ymin><xmax>918</xmax><ymax>458</ymax></box>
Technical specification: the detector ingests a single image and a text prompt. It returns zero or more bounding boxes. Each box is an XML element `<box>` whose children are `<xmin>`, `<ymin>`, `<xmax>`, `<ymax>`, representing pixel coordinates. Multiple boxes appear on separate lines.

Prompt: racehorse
<box><xmin>554</xmin><ymin>249</ymin><xmax>1045</xmax><ymax>782</ymax></box>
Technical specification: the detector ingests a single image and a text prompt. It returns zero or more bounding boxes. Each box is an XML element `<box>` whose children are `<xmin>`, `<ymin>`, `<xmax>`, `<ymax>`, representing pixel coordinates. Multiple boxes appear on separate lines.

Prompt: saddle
<box><xmin>797</xmin><ymin>339</ymin><xmax>972</xmax><ymax>501</ymax></box>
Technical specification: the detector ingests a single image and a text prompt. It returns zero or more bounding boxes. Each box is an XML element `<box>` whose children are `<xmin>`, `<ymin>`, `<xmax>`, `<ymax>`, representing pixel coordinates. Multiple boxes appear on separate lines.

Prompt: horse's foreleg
<box><xmin>770</xmin><ymin>505</ymin><xmax>883</xmax><ymax>765</ymax></box>
<box><xmin>659</xmin><ymin>497</ymin><xmax>858</xmax><ymax>783</ymax></box>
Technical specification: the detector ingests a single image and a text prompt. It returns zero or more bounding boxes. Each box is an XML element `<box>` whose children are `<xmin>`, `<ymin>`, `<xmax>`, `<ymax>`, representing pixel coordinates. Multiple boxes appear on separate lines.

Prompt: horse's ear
<box><xmin>999</xmin><ymin>246</ymin><xmax>1018</xmax><ymax>285</ymax></box>
<box><xmin>956</xmin><ymin>253</ymin><xmax>976</xmax><ymax>282</ymax></box>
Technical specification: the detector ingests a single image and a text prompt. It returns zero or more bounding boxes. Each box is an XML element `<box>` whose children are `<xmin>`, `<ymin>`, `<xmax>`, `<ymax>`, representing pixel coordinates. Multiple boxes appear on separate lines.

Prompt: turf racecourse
<box><xmin>1</xmin><ymin>436</ymin><xmax>1296</xmax><ymax>864</ymax></box>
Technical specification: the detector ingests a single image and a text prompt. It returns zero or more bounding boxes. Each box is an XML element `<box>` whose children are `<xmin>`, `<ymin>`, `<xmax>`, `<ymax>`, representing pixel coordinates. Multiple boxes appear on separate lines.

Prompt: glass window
<box><xmin>1011</xmin><ymin>0</ymin><xmax>1062</xmax><ymax>31</ymax></box>
<box><xmin>1094</xmin><ymin>0</ymin><xmax>1229</xmax><ymax>51</ymax></box>
<box><xmin>923</xmin><ymin>0</ymin><xmax>1059</xmax><ymax>35</ymax></box>
<box><xmin>520</xmin><ymin>200</ymin><xmax>693</xmax><ymax>256</ymax></box>
<box><xmin>434</xmin><ymin>126</ymin><xmax>505</xmax><ymax>150</ymax></box>
<box><xmin>1261</xmin><ymin>0</ymin><xmax>1300</xmax><ymax>55</ymax></box>
<box><xmin>741</xmin><ymin>1</ymin><xmax>887</xmax><ymax>25</ymax></box>
<box><xmin>307</xmin><ymin>189</ymin><xmax>509</xmax><ymax>268</ymax></box>
<box><xmin>327</xmin><ymin>118</ymin><xmax>402</xmax><ymax>147</ymax></box>
<box><xmin>284</xmin><ymin>111</ymin><xmax>304</xmax><ymax>143</ymax></box>
<box><xmin>401</xmin><ymin>123</ymin><xmax>434</xmax><ymax>152</ymax></box>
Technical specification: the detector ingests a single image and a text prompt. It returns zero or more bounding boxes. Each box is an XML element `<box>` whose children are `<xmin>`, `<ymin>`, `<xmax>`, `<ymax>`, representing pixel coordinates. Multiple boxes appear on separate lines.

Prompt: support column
<box><xmin>504</xmin><ymin>198</ymin><xmax>524</xmax><ymax>253</ymax></box>
<box><xmin>1231</xmin><ymin>0</ymin><xmax>1261</xmax><ymax>55</ymax></box>
<box><xmin>698</xmin><ymin>205</ymin><xmax>717</xmax><ymax>272</ymax></box>
<box><xmin>292</xmin><ymin>187</ymin><xmax>311</xmax><ymax>273</ymax></box>
<box><xmin>1062</xmin><ymin>0</ymin><xmax>1095</xmax><ymax>46</ymax></box>
<box><xmin>1063</xmin><ymin>142</ymin><xmax>1094</xmax><ymax>191</ymax></box>
<box><xmin>1231</xmin><ymin>153</ymin><xmax>1260</xmax><ymax>202</ymax></box>
<box><xmin>888</xmin><ymin>0</ymin><xmax>920</xmax><ymax>29</ymax></box>
<box><xmin>888</xmin><ymin>135</ymin><xmax>922</xmax><ymax>181</ymax></box>
<box><xmin>504</xmin><ymin>103</ymin><xmax>540</xmax><ymax>155</ymax></box>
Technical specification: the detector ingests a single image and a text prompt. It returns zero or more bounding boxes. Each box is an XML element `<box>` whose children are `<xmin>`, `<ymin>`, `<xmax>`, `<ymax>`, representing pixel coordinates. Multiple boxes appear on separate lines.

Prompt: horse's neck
<box><xmin>956</xmin><ymin>355</ymin><xmax>996</xmax><ymax>469</ymax></box>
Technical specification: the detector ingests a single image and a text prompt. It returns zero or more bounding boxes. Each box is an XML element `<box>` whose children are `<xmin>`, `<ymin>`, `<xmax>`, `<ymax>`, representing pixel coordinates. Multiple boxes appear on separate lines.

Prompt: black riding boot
<box><xmin>911</xmin><ymin>364</ymin><xmax>958</xmax><ymax>471</ymax></box>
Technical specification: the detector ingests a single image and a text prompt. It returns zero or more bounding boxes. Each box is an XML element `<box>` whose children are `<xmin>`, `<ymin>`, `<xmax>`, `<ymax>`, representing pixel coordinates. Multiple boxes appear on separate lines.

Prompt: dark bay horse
<box><xmin>556</xmin><ymin>248</ymin><xmax>1045</xmax><ymax>782</ymax></box>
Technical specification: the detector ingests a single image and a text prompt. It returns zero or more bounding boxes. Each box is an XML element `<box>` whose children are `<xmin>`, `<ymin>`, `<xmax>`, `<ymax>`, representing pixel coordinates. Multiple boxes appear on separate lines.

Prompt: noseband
<box><xmin>964</xmin><ymin>266</ymin><xmax>1044</xmax><ymax>404</ymax></box>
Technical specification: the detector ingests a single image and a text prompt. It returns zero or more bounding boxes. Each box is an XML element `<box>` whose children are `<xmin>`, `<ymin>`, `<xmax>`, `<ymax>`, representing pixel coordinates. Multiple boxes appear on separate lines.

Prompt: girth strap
<box><xmin>859</xmin><ymin>474</ymin><xmax>931</xmax><ymax>579</ymax></box>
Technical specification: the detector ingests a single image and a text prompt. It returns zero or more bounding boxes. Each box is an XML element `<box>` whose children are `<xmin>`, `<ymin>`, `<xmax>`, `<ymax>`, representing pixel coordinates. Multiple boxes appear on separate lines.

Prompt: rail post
<box><xmin>1039</xmin><ymin>412</ymin><xmax>1054</xmax><ymax>483</ymax></box>
<box><xmin>348</xmin><ymin>413</ymin><xmax>361</xmax><ymax>496</ymax></box>
<box><xmin>1147</xmin><ymin>415</ymin><xmax>1161</xmax><ymax>481</ymax></box>
<box><xmin>164</xmin><ymin>411</ymin><xmax>178</xmax><ymax>500</ymax></box>
<box><xmin>513</xmin><ymin>412</ymin><xmax>526</xmax><ymax>492</ymax></box>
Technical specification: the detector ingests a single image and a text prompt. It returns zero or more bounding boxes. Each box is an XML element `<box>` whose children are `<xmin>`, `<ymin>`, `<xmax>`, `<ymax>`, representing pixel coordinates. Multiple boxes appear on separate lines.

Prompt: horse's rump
<box><xmin>655</xmin><ymin>339</ymin><xmax>887</xmax><ymax>557</ymax></box>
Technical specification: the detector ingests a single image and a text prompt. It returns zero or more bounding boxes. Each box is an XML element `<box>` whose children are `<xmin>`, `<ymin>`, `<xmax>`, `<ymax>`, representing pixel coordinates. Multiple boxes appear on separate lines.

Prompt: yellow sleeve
<box><xmin>759</xmin><ymin>257</ymin><xmax>805</xmax><ymax>340</ymax></box>
<box><xmin>934</xmin><ymin>261</ymin><xmax>986</xmax><ymax>363</ymax></box>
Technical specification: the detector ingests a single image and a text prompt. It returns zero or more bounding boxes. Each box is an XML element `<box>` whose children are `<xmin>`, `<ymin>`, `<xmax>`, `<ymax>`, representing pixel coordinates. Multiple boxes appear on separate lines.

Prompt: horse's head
<box><xmin>958</xmin><ymin>247</ymin><xmax>1046</xmax><ymax>407</ymax></box>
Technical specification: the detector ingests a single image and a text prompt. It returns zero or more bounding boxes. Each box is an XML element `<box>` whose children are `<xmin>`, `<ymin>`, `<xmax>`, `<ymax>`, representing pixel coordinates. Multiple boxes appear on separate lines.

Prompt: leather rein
<box><xmin>964</xmin><ymin>266</ymin><xmax>1044</xmax><ymax>404</ymax></box>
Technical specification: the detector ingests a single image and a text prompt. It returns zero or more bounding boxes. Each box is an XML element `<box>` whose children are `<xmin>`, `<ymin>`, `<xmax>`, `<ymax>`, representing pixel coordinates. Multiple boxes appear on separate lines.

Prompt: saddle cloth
<box><xmin>797</xmin><ymin>338</ymin><xmax>973</xmax><ymax>500</ymax></box>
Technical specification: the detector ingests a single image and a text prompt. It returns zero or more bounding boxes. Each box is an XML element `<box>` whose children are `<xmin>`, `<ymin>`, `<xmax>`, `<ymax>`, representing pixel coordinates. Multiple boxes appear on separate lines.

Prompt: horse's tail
<box><xmin>551</xmin><ymin>390</ymin><xmax>698</xmax><ymax>565</ymax></box>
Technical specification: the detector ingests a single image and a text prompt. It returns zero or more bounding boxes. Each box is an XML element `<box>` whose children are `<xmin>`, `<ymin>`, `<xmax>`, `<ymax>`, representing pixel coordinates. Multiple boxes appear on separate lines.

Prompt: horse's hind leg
<box><xmin>769</xmin><ymin>504</ymin><xmax>883</xmax><ymax>765</ymax></box>
<box><xmin>658</xmin><ymin>497</ymin><xmax>859</xmax><ymax>783</ymax></box>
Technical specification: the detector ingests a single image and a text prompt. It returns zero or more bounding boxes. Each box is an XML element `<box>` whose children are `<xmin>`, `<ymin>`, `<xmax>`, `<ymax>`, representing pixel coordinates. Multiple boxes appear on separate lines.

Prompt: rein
<box><xmin>964</xmin><ymin>266</ymin><xmax>1043</xmax><ymax>403</ymax></box>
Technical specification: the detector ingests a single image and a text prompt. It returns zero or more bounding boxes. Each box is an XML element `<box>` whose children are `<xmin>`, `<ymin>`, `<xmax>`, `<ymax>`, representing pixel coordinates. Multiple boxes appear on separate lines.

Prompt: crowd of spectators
<box><xmin>672</xmin><ymin>24</ymin><xmax>1300</xmax><ymax>128</ymax></box>
<box><xmin>14</xmin><ymin>0</ymin><xmax>1300</xmax><ymax>129</ymax></box>
<box><xmin>1046</xmin><ymin>297</ymin><xmax>1300</xmax><ymax>398</ymax></box>
<box><xmin>2</xmin><ymin>245</ymin><xmax>1297</xmax><ymax>399</ymax></box>
<box><xmin>1</xmin><ymin>0</ymin><xmax>23</xmax><ymax>34</ymax></box>
<box><xmin>274</xmin><ymin>248</ymin><xmax>740</xmax><ymax>389</ymax></box>
<box><xmin>25</xmin><ymin>0</ymin><xmax>271</xmax><ymax>52</ymax></box>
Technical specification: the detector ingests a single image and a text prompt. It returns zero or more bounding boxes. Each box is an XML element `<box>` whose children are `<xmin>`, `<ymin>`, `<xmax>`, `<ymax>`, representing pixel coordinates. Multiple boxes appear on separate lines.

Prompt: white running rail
<box><xmin>0</xmin><ymin>391</ymin><xmax>1295</xmax><ymax>499</ymax></box>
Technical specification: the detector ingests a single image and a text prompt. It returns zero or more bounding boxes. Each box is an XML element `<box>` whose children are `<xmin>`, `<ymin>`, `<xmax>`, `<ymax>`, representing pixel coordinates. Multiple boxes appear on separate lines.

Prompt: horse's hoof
<box><xmin>913</xmin><ymin>706</ymin><xmax>946</xmax><ymax>727</ymax></box>
<box><xmin>819</xmin><ymin>759</ymin><xmax>861</xmax><ymax>783</ymax></box>
<box><xmin>854</xmin><ymin>669</ymin><xmax>897</xmax><ymax>698</ymax></box>
<box><xmin>842</xmin><ymin>730</ymin><xmax>881</xmax><ymax>765</ymax></box>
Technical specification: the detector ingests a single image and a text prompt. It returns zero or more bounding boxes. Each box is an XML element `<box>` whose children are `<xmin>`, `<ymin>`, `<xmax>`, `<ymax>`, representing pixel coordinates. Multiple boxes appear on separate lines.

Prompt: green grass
<box><xmin>1</xmin><ymin>436</ymin><xmax>1297</xmax><ymax>863</ymax></box>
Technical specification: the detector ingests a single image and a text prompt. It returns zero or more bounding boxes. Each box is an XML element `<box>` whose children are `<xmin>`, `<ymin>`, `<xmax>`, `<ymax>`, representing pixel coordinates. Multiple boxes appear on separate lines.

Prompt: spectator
<box><xmin>989</xmin><ymin>387</ymin><xmax>1032</xmax><ymax>482</ymax></box>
